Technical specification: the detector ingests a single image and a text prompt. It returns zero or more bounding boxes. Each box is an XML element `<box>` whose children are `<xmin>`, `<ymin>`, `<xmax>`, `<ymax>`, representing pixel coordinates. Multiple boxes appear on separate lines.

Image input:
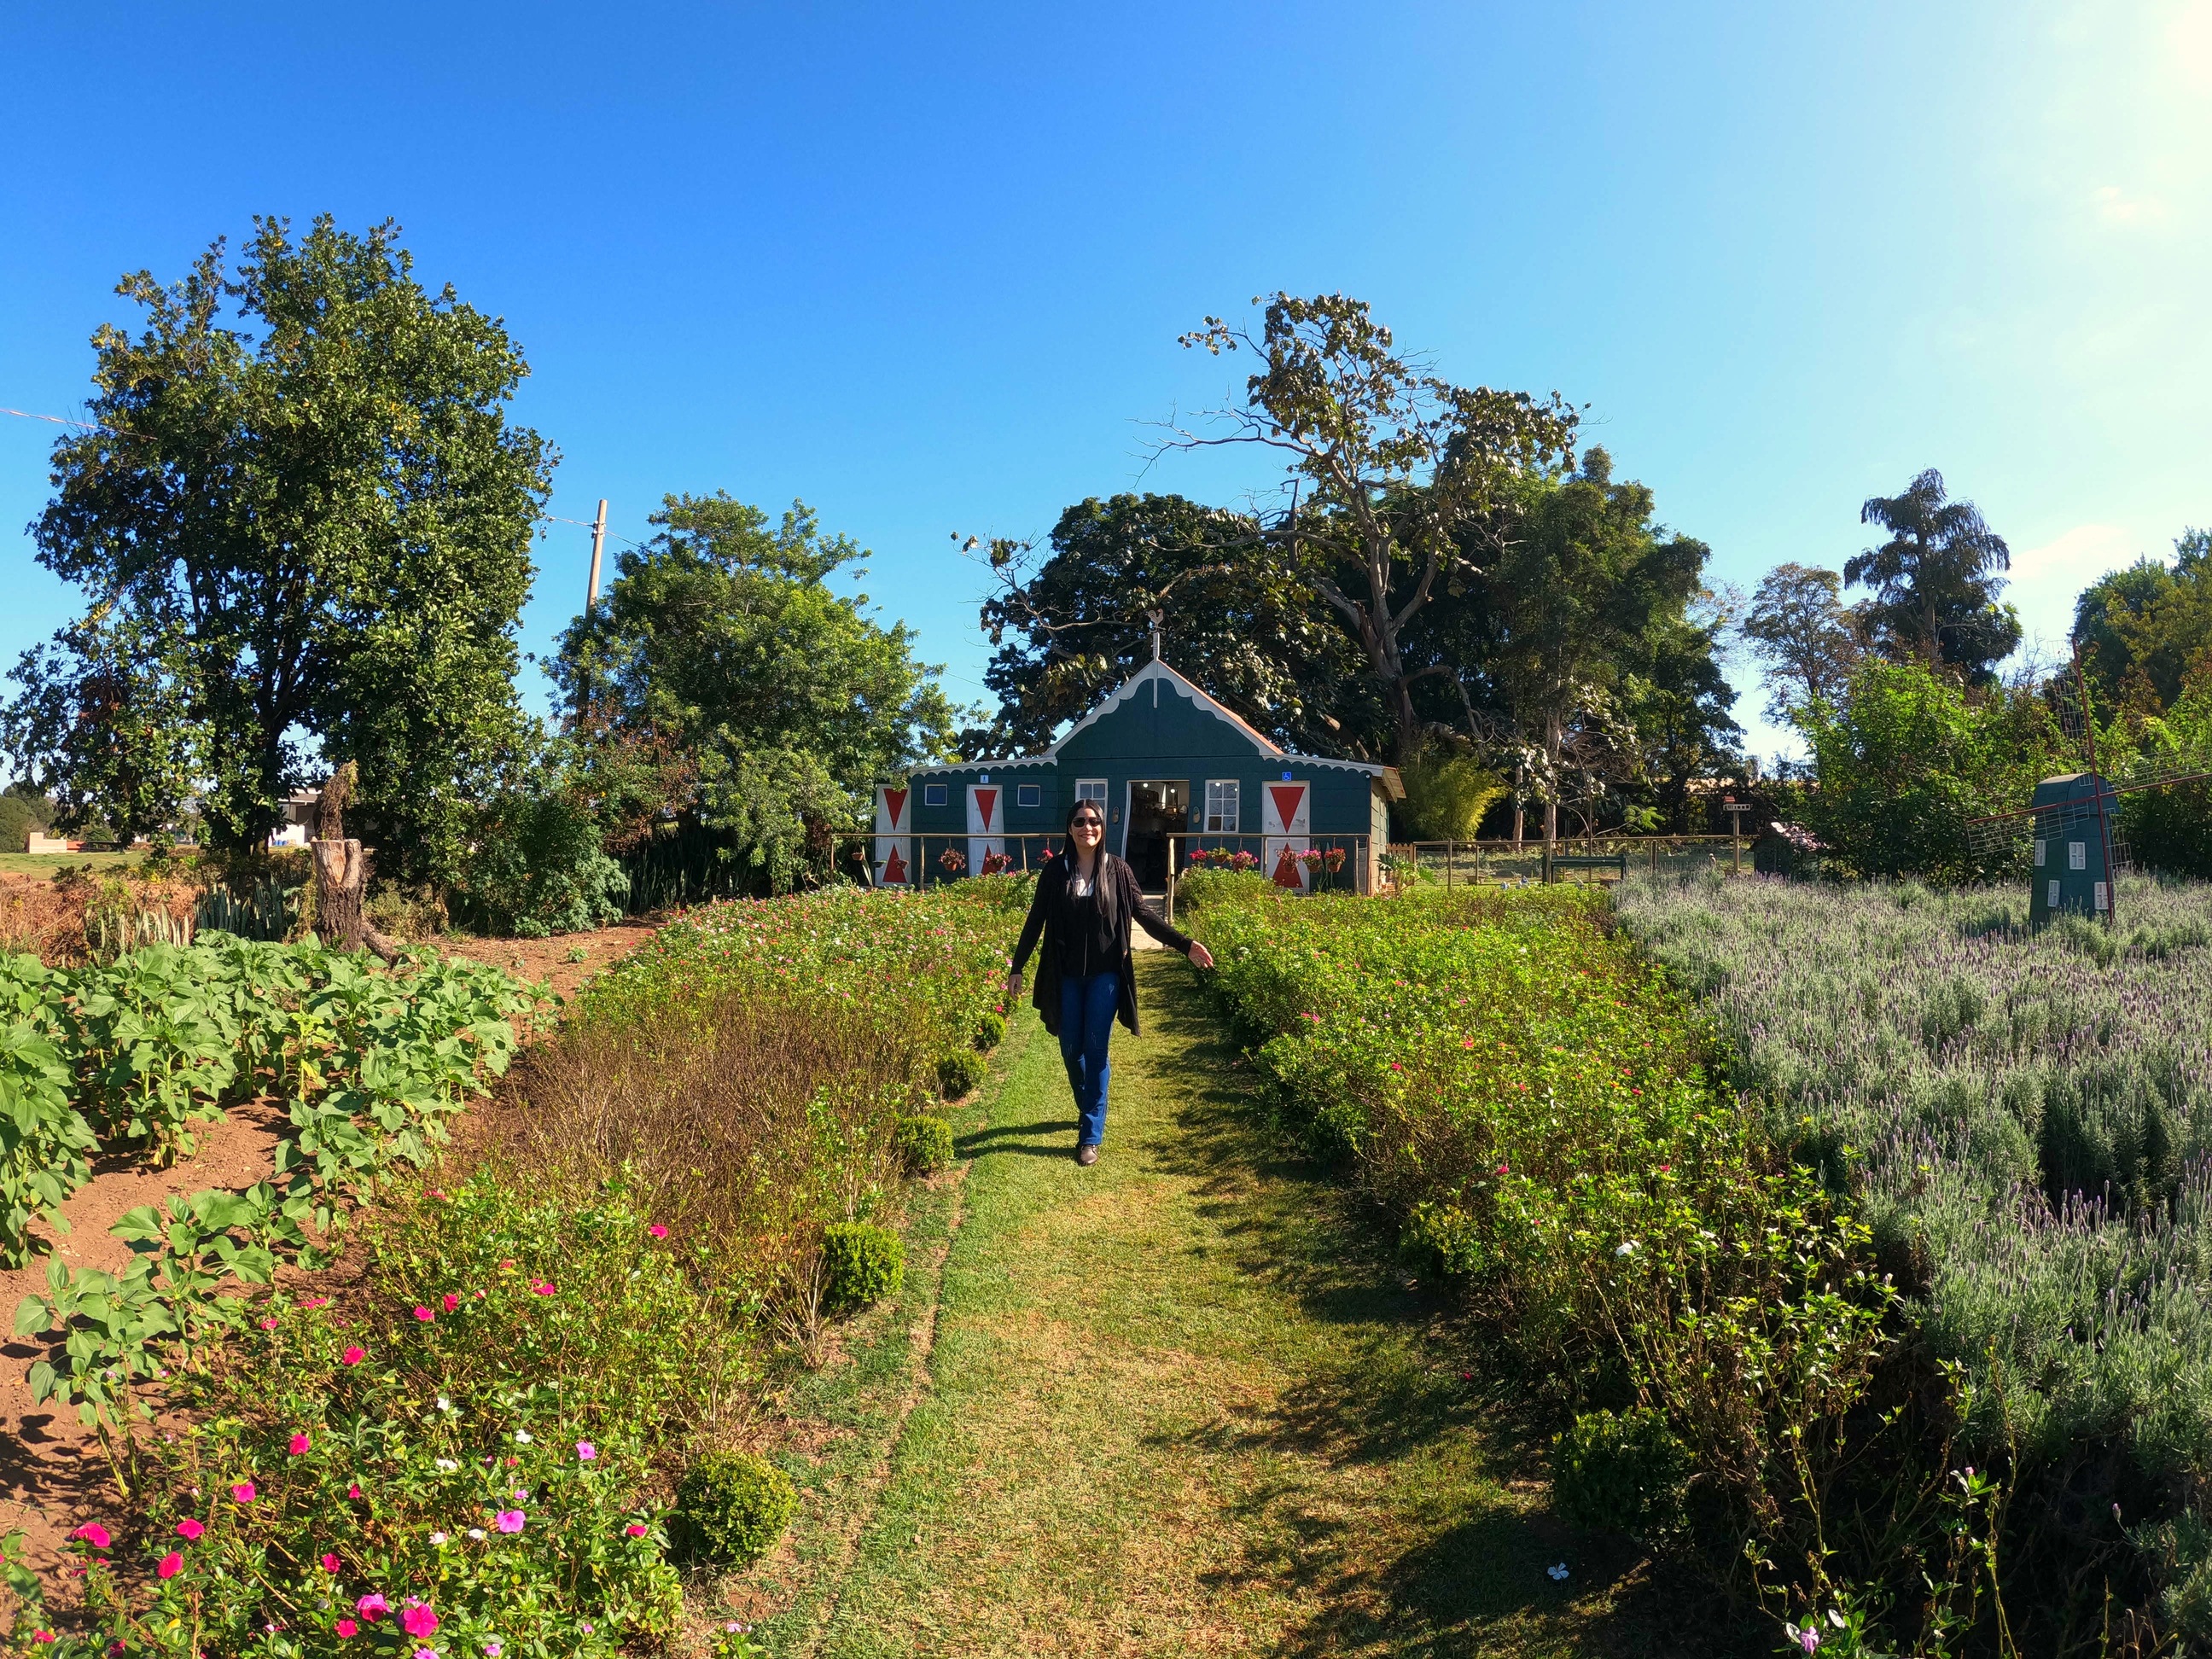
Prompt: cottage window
<box><xmin>2033</xmin><ymin>838</ymin><xmax>2046</xmax><ymax>867</ymax></box>
<box><xmin>1204</xmin><ymin>779</ymin><xmax>1240</xmax><ymax>833</ymax></box>
<box><xmin>1016</xmin><ymin>783</ymin><xmax>1041</xmax><ymax>808</ymax></box>
<box><xmin>2048</xmin><ymin>880</ymin><xmax>2061</xmax><ymax>907</ymax></box>
<box><xmin>923</xmin><ymin>783</ymin><xmax>948</xmax><ymax>807</ymax></box>
<box><xmin>2069</xmin><ymin>841</ymin><xmax>2086</xmax><ymax>870</ymax></box>
<box><xmin>1074</xmin><ymin>779</ymin><xmax>1108</xmax><ymax>812</ymax></box>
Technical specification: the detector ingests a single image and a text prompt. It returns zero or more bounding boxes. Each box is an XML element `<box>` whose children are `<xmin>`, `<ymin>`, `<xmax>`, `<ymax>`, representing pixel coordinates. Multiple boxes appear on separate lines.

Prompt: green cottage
<box><xmin>872</xmin><ymin>658</ymin><xmax>1401</xmax><ymax>894</ymax></box>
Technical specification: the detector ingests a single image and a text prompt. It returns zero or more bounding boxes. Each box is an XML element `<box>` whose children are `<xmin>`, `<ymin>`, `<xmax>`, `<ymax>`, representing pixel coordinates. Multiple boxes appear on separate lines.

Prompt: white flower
<box><xmin>436</xmin><ymin>1395</ymin><xmax>453</xmax><ymax>1413</ymax></box>
<box><xmin>1615</xmin><ymin>1240</ymin><xmax>1638</xmax><ymax>1257</ymax></box>
<box><xmin>467</xmin><ymin>1528</ymin><xmax>486</xmax><ymax>1541</ymax></box>
<box><xmin>430</xmin><ymin>1531</ymin><xmax>448</xmax><ymax>1545</ymax></box>
<box><xmin>435</xmin><ymin>1458</ymin><xmax>459</xmax><ymax>1471</ymax></box>
<box><xmin>513</xmin><ymin>1429</ymin><xmax>533</xmax><ymax>1446</ymax></box>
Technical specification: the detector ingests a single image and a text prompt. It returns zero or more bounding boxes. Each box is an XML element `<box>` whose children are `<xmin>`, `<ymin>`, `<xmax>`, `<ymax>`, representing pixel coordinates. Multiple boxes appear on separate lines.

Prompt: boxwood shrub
<box><xmin>673</xmin><ymin>1449</ymin><xmax>797</xmax><ymax>1568</ymax></box>
<box><xmin>896</xmin><ymin>1113</ymin><xmax>954</xmax><ymax>1175</ymax></box>
<box><xmin>821</xmin><ymin>1220</ymin><xmax>904</xmax><ymax>1314</ymax></box>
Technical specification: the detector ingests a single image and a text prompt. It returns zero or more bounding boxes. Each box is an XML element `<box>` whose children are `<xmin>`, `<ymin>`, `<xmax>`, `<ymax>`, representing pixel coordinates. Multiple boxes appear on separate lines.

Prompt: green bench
<box><xmin>1542</xmin><ymin>852</ymin><xmax>1627</xmax><ymax>884</ymax></box>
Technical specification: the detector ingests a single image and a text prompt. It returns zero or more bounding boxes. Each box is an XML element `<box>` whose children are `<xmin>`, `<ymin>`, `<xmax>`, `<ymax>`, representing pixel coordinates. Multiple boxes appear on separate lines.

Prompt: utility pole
<box><xmin>586</xmin><ymin>498</ymin><xmax>608</xmax><ymax>608</ymax></box>
<box><xmin>578</xmin><ymin>499</ymin><xmax>609</xmax><ymax>724</ymax></box>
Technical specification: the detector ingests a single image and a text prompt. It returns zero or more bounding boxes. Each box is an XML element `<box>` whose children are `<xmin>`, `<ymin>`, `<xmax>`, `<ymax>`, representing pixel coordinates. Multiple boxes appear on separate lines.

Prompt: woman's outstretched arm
<box><xmin>1124</xmin><ymin>864</ymin><xmax>1214</xmax><ymax>969</ymax></box>
<box><xmin>1007</xmin><ymin>866</ymin><xmax>1052</xmax><ymax>993</ymax></box>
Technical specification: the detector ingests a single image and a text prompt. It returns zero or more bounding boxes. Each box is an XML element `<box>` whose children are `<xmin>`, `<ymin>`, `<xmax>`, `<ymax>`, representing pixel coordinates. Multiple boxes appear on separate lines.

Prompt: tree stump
<box><xmin>311</xmin><ymin>764</ymin><xmax>403</xmax><ymax>963</ymax></box>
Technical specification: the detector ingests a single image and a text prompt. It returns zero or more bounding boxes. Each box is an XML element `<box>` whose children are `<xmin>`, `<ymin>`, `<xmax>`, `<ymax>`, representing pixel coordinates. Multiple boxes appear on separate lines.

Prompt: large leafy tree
<box><xmin>552</xmin><ymin>492</ymin><xmax>958</xmax><ymax>888</ymax></box>
<box><xmin>1741</xmin><ymin>562</ymin><xmax>1866</xmax><ymax>724</ymax></box>
<box><xmin>1464</xmin><ymin>449</ymin><xmax>1725</xmax><ymax>846</ymax></box>
<box><xmin>969</xmin><ymin>493</ymin><xmax>1376</xmax><ymax>758</ymax></box>
<box><xmin>1170</xmin><ymin>294</ymin><xmax>1578</xmax><ymax>762</ymax></box>
<box><xmin>7</xmin><ymin>216</ymin><xmax>550</xmax><ymax>877</ymax></box>
<box><xmin>2073</xmin><ymin>529</ymin><xmax>2212</xmax><ymax>714</ymax></box>
<box><xmin>1846</xmin><ymin>469</ymin><xmax>2019</xmax><ymax>680</ymax></box>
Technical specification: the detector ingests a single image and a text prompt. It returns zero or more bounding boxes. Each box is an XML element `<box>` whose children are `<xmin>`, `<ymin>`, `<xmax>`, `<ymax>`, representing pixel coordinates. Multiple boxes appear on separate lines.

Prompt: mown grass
<box><xmin>783</xmin><ymin>954</ymin><xmax>1723</xmax><ymax>1659</ymax></box>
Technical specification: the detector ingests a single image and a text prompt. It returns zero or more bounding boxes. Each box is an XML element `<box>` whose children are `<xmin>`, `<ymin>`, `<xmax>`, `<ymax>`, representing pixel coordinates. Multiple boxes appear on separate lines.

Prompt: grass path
<box><xmin>758</xmin><ymin>954</ymin><xmax>1707</xmax><ymax>1659</ymax></box>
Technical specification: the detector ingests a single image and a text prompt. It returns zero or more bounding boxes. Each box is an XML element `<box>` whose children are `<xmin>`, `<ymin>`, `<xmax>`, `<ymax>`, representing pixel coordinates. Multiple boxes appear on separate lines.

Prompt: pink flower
<box><xmin>575</xmin><ymin>1441</ymin><xmax>596</xmax><ymax>1461</ymax></box>
<box><xmin>625</xmin><ymin>1523</ymin><xmax>648</xmax><ymax>1537</ymax></box>
<box><xmin>322</xmin><ymin>1552</ymin><xmax>341</xmax><ymax>1572</ymax></box>
<box><xmin>175</xmin><ymin>1519</ymin><xmax>205</xmax><ymax>1540</ymax></box>
<box><xmin>70</xmin><ymin>1522</ymin><xmax>110</xmax><ymax>1550</ymax></box>
<box><xmin>648</xmin><ymin>1224</ymin><xmax>668</xmax><ymax>1239</ymax></box>
<box><xmin>400</xmin><ymin>1605</ymin><xmax>439</xmax><ymax>1638</ymax></box>
<box><xmin>259</xmin><ymin>1316</ymin><xmax>279</xmax><ymax>1330</ymax></box>
<box><xmin>230</xmin><ymin>1481</ymin><xmax>257</xmax><ymax>1504</ymax></box>
<box><xmin>301</xmin><ymin>1296</ymin><xmax>330</xmax><ymax>1309</ymax></box>
<box><xmin>347</xmin><ymin>1482</ymin><xmax>364</xmax><ymax>1500</ymax></box>
<box><xmin>412</xmin><ymin>1306</ymin><xmax>434</xmax><ymax>1323</ymax></box>
<box><xmin>289</xmin><ymin>1433</ymin><xmax>311</xmax><ymax>1455</ymax></box>
<box><xmin>416</xmin><ymin>1650</ymin><xmax>438</xmax><ymax>1659</ymax></box>
<box><xmin>341</xmin><ymin>1346</ymin><xmax>365</xmax><ymax>1365</ymax></box>
<box><xmin>157</xmin><ymin>1551</ymin><xmax>182</xmax><ymax>1579</ymax></box>
<box><xmin>493</xmin><ymin>1509</ymin><xmax>525</xmax><ymax>1534</ymax></box>
<box><xmin>355</xmin><ymin>1593</ymin><xmax>390</xmax><ymax>1621</ymax></box>
<box><xmin>441</xmin><ymin>1292</ymin><xmax>459</xmax><ymax>1313</ymax></box>
<box><xmin>530</xmin><ymin>1281</ymin><xmax>555</xmax><ymax>1296</ymax></box>
<box><xmin>335</xmin><ymin>1618</ymin><xmax>358</xmax><ymax>1638</ymax></box>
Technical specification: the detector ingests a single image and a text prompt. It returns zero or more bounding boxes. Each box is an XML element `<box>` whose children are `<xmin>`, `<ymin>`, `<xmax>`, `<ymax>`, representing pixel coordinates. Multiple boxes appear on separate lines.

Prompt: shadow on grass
<box><xmin>954</xmin><ymin>1117</ymin><xmax>1080</xmax><ymax>1160</ymax></box>
<box><xmin>1138</xmin><ymin>957</ymin><xmax>1755</xmax><ymax>1659</ymax></box>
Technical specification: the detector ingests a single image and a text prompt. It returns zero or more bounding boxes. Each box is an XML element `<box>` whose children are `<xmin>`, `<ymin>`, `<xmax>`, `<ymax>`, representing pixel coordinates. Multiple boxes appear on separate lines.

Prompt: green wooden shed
<box><xmin>872</xmin><ymin>658</ymin><xmax>1401</xmax><ymax>893</ymax></box>
<box><xmin>2028</xmin><ymin>772</ymin><xmax>2116</xmax><ymax>925</ymax></box>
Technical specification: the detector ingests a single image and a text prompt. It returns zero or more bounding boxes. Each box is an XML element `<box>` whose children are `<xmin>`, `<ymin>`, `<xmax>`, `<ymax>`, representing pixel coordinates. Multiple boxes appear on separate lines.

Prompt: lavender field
<box><xmin>1619</xmin><ymin>872</ymin><xmax>2212</xmax><ymax>1604</ymax></box>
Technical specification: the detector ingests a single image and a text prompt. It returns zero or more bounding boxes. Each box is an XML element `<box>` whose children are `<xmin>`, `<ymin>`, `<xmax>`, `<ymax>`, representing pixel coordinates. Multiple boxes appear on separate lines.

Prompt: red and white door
<box><xmin>967</xmin><ymin>783</ymin><xmax>1004</xmax><ymax>874</ymax></box>
<box><xmin>873</xmin><ymin>786</ymin><xmax>912</xmax><ymax>887</ymax></box>
<box><xmin>1262</xmin><ymin>780</ymin><xmax>1312</xmax><ymax>891</ymax></box>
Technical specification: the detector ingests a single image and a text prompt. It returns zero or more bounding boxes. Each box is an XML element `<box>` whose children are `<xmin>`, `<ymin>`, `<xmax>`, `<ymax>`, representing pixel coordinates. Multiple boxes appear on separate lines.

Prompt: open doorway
<box><xmin>1124</xmin><ymin>781</ymin><xmax>1188</xmax><ymax>888</ymax></box>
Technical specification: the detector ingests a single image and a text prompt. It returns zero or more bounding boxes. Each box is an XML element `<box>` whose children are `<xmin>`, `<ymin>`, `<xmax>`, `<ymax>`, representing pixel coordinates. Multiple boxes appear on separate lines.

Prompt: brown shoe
<box><xmin>1075</xmin><ymin>1144</ymin><xmax>1100</xmax><ymax>1167</ymax></box>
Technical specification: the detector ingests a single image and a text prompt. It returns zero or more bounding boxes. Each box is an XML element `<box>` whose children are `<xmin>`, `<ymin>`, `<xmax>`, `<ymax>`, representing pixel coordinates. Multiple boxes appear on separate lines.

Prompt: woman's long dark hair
<box><xmin>1063</xmin><ymin>798</ymin><xmax>1109</xmax><ymax>876</ymax></box>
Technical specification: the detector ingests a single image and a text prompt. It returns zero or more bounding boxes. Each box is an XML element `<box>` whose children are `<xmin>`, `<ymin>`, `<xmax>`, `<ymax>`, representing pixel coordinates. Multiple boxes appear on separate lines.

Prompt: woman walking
<box><xmin>1004</xmin><ymin>800</ymin><xmax>1214</xmax><ymax>1165</ymax></box>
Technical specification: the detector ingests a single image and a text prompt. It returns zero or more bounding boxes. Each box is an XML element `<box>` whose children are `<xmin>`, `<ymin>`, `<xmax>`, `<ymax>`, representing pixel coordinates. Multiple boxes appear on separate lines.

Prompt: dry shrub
<box><xmin>0</xmin><ymin>863</ymin><xmax>201</xmax><ymax>964</ymax></box>
<box><xmin>492</xmin><ymin>986</ymin><xmax>917</xmax><ymax>1355</ymax></box>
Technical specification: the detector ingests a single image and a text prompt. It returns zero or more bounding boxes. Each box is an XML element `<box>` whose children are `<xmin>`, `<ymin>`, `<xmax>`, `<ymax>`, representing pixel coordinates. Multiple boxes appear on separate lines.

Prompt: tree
<box><xmin>553</xmin><ymin>492</ymin><xmax>958</xmax><ymax>889</ymax></box>
<box><xmin>2</xmin><ymin>601</ymin><xmax>200</xmax><ymax>843</ymax></box>
<box><xmin>970</xmin><ymin>493</ymin><xmax>1375</xmax><ymax>758</ymax></box>
<box><xmin>9</xmin><ymin>216</ymin><xmax>551</xmax><ymax>879</ymax></box>
<box><xmin>1742</xmin><ymin>563</ymin><xmax>1866</xmax><ymax>723</ymax></box>
<box><xmin>1470</xmin><ymin>450</ymin><xmax>1723</xmax><ymax>847</ymax></box>
<box><xmin>1846</xmin><ymin>469</ymin><xmax>2019</xmax><ymax>680</ymax></box>
<box><xmin>1796</xmin><ymin>659</ymin><xmax>2064</xmax><ymax>881</ymax></box>
<box><xmin>2073</xmin><ymin>530</ymin><xmax>2212</xmax><ymax>714</ymax></box>
<box><xmin>1170</xmin><ymin>294</ymin><xmax>1578</xmax><ymax>762</ymax></box>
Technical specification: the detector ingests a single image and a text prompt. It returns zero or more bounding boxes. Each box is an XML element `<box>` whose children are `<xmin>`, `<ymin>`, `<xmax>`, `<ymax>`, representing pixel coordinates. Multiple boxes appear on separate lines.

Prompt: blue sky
<box><xmin>3</xmin><ymin>1</ymin><xmax>2207</xmax><ymax>768</ymax></box>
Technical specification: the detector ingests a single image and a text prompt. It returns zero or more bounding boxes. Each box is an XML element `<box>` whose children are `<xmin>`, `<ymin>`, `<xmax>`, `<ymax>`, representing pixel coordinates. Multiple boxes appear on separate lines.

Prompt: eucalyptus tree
<box><xmin>1168</xmin><ymin>293</ymin><xmax>1578</xmax><ymax>764</ymax></box>
<box><xmin>1742</xmin><ymin>562</ymin><xmax>1867</xmax><ymax>723</ymax></box>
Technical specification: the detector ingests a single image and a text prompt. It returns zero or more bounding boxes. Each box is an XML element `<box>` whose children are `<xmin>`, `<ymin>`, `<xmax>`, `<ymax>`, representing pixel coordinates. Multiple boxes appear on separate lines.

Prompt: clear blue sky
<box><xmin>3</xmin><ymin>1</ymin><xmax>2207</xmax><ymax>767</ymax></box>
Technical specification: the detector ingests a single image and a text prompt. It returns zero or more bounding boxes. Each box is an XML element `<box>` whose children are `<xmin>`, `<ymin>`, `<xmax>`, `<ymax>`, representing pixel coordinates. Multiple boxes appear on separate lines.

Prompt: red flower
<box><xmin>157</xmin><ymin>1551</ymin><xmax>183</xmax><ymax>1579</ymax></box>
<box><xmin>341</xmin><ymin>1346</ymin><xmax>366</xmax><ymax>1365</ymax></box>
<box><xmin>335</xmin><ymin>1618</ymin><xmax>358</xmax><ymax>1639</ymax></box>
<box><xmin>323</xmin><ymin>1553</ymin><xmax>341</xmax><ymax>1572</ymax></box>
<box><xmin>70</xmin><ymin>1522</ymin><xmax>110</xmax><ymax>1550</ymax></box>
<box><xmin>441</xmin><ymin>1292</ymin><xmax>460</xmax><ymax>1313</ymax></box>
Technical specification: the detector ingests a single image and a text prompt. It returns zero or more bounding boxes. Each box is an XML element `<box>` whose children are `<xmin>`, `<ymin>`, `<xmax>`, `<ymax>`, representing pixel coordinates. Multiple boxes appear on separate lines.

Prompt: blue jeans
<box><xmin>1058</xmin><ymin>970</ymin><xmax>1120</xmax><ymax>1147</ymax></box>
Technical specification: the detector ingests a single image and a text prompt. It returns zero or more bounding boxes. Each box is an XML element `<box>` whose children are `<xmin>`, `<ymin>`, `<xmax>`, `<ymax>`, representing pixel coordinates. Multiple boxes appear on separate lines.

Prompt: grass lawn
<box><xmin>0</xmin><ymin>850</ymin><xmax>147</xmax><ymax>877</ymax></box>
<box><xmin>755</xmin><ymin>953</ymin><xmax>1720</xmax><ymax>1659</ymax></box>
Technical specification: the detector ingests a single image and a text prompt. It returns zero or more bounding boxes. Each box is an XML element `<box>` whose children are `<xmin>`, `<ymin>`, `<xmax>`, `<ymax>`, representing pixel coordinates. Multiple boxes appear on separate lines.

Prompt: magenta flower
<box><xmin>412</xmin><ymin>1306</ymin><xmax>434</xmax><ymax>1323</ymax></box>
<box><xmin>288</xmin><ymin>1433</ymin><xmax>311</xmax><ymax>1455</ymax></box>
<box><xmin>70</xmin><ymin>1523</ymin><xmax>111</xmax><ymax>1550</ymax></box>
<box><xmin>355</xmin><ymin>1593</ymin><xmax>390</xmax><ymax>1621</ymax></box>
<box><xmin>230</xmin><ymin>1481</ymin><xmax>257</xmax><ymax>1504</ymax></box>
<box><xmin>575</xmin><ymin>1441</ymin><xmax>596</xmax><ymax>1461</ymax></box>
<box><xmin>493</xmin><ymin>1509</ymin><xmax>525</xmax><ymax>1534</ymax></box>
<box><xmin>347</xmin><ymin>1482</ymin><xmax>364</xmax><ymax>1499</ymax></box>
<box><xmin>400</xmin><ymin>1605</ymin><xmax>439</xmax><ymax>1638</ymax></box>
<box><xmin>442</xmin><ymin>1291</ymin><xmax>460</xmax><ymax>1312</ymax></box>
<box><xmin>335</xmin><ymin>1619</ymin><xmax>358</xmax><ymax>1639</ymax></box>
<box><xmin>175</xmin><ymin>1519</ymin><xmax>205</xmax><ymax>1540</ymax></box>
<box><xmin>648</xmin><ymin>1224</ymin><xmax>668</xmax><ymax>1239</ymax></box>
<box><xmin>157</xmin><ymin>1551</ymin><xmax>182</xmax><ymax>1579</ymax></box>
<box><xmin>259</xmin><ymin>1316</ymin><xmax>279</xmax><ymax>1330</ymax></box>
<box><xmin>530</xmin><ymin>1281</ymin><xmax>556</xmax><ymax>1296</ymax></box>
<box><xmin>625</xmin><ymin>1522</ymin><xmax>648</xmax><ymax>1537</ymax></box>
<box><xmin>341</xmin><ymin>1346</ymin><xmax>366</xmax><ymax>1365</ymax></box>
<box><xmin>322</xmin><ymin>1552</ymin><xmax>341</xmax><ymax>1572</ymax></box>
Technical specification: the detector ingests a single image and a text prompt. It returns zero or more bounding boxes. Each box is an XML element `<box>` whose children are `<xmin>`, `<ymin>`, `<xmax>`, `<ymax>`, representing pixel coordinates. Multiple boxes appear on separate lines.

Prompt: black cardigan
<box><xmin>1010</xmin><ymin>852</ymin><xmax>1193</xmax><ymax>1037</ymax></box>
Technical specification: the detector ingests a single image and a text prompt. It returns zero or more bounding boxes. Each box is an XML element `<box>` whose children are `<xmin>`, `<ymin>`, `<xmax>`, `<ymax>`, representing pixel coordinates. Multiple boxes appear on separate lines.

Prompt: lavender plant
<box><xmin>1617</xmin><ymin>870</ymin><xmax>2212</xmax><ymax>1639</ymax></box>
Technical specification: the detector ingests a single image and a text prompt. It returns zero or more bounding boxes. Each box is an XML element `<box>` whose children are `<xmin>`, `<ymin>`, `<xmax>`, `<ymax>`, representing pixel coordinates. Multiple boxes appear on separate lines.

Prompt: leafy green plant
<box><xmin>972</xmin><ymin>1008</ymin><xmax>1005</xmax><ymax>1051</ymax></box>
<box><xmin>895</xmin><ymin>1113</ymin><xmax>954</xmax><ymax>1176</ymax></box>
<box><xmin>673</xmin><ymin>1450</ymin><xmax>798</xmax><ymax>1569</ymax></box>
<box><xmin>935</xmin><ymin>1049</ymin><xmax>987</xmax><ymax>1099</ymax></box>
<box><xmin>821</xmin><ymin>1220</ymin><xmax>903</xmax><ymax>1315</ymax></box>
<box><xmin>1552</xmin><ymin>1406</ymin><xmax>1691</xmax><ymax>1541</ymax></box>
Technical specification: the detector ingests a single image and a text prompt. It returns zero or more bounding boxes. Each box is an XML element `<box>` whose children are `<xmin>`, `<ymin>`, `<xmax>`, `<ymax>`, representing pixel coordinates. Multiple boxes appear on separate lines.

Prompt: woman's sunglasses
<box><xmin>1070</xmin><ymin>816</ymin><xmax>1103</xmax><ymax>830</ymax></box>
